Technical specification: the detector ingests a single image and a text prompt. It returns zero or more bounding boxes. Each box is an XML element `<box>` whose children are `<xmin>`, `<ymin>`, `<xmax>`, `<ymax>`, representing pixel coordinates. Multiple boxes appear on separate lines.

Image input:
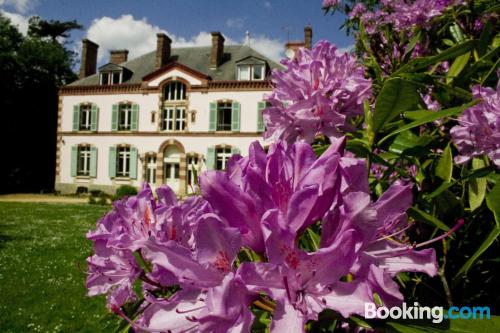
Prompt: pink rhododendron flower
<box><xmin>85</xmin><ymin>139</ymin><xmax>459</xmax><ymax>332</ymax></box>
<box><xmin>451</xmin><ymin>76</ymin><xmax>500</xmax><ymax>167</ymax></box>
<box><xmin>263</xmin><ymin>40</ymin><xmax>372</xmax><ymax>143</ymax></box>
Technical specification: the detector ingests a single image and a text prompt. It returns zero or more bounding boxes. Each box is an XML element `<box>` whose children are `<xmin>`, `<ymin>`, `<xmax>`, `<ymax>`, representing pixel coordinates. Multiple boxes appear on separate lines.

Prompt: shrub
<box><xmin>114</xmin><ymin>185</ymin><xmax>138</xmax><ymax>200</ymax></box>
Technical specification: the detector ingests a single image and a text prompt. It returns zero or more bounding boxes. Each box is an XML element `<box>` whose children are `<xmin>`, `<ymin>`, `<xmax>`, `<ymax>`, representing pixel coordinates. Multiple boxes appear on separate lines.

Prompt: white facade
<box><xmin>56</xmin><ymin>66</ymin><xmax>270</xmax><ymax>195</ymax></box>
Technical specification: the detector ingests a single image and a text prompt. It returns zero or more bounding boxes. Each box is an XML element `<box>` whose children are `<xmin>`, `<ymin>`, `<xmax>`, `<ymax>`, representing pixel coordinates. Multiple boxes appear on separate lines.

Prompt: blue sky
<box><xmin>1</xmin><ymin>0</ymin><xmax>353</xmax><ymax>64</ymax></box>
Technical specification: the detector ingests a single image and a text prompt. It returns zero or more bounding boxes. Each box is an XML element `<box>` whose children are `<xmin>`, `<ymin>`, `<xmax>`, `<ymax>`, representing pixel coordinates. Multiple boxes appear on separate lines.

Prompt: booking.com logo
<box><xmin>365</xmin><ymin>302</ymin><xmax>491</xmax><ymax>323</ymax></box>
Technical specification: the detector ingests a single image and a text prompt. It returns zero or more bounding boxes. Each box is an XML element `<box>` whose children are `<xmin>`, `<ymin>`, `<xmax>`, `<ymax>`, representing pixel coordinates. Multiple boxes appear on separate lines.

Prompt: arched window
<box><xmin>164</xmin><ymin>81</ymin><xmax>186</xmax><ymax>101</ymax></box>
<box><xmin>161</xmin><ymin>81</ymin><xmax>187</xmax><ymax>131</ymax></box>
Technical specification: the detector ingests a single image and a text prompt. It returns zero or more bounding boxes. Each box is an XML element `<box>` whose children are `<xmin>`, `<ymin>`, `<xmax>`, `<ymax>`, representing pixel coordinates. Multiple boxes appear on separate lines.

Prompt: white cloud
<box><xmin>87</xmin><ymin>15</ymin><xmax>163</xmax><ymax>62</ymax></box>
<box><xmin>246</xmin><ymin>34</ymin><xmax>284</xmax><ymax>62</ymax></box>
<box><xmin>1</xmin><ymin>10</ymin><xmax>29</xmax><ymax>34</ymax></box>
<box><xmin>264</xmin><ymin>1</ymin><xmax>272</xmax><ymax>9</ymax></box>
<box><xmin>85</xmin><ymin>14</ymin><xmax>283</xmax><ymax>65</ymax></box>
<box><xmin>86</xmin><ymin>15</ymin><xmax>237</xmax><ymax>63</ymax></box>
<box><xmin>0</xmin><ymin>0</ymin><xmax>36</xmax><ymax>14</ymax></box>
<box><xmin>226</xmin><ymin>17</ymin><xmax>245</xmax><ymax>29</ymax></box>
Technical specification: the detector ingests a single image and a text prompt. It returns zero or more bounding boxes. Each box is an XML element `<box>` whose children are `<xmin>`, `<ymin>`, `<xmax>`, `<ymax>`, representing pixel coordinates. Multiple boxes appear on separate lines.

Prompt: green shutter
<box><xmin>90</xmin><ymin>104</ymin><xmax>98</xmax><ymax>132</ymax></box>
<box><xmin>109</xmin><ymin>146</ymin><xmax>117</xmax><ymax>178</ymax></box>
<box><xmin>111</xmin><ymin>104</ymin><xmax>118</xmax><ymax>131</ymax></box>
<box><xmin>131</xmin><ymin>104</ymin><xmax>139</xmax><ymax>131</ymax></box>
<box><xmin>90</xmin><ymin>146</ymin><xmax>97</xmax><ymax>178</ymax></box>
<box><xmin>257</xmin><ymin>101</ymin><xmax>266</xmax><ymax>132</ymax></box>
<box><xmin>231</xmin><ymin>147</ymin><xmax>241</xmax><ymax>155</ymax></box>
<box><xmin>206</xmin><ymin>146</ymin><xmax>215</xmax><ymax>170</ymax></box>
<box><xmin>130</xmin><ymin>147</ymin><xmax>138</xmax><ymax>179</ymax></box>
<box><xmin>71</xmin><ymin>146</ymin><xmax>78</xmax><ymax>177</ymax></box>
<box><xmin>209</xmin><ymin>102</ymin><xmax>217</xmax><ymax>132</ymax></box>
<box><xmin>231</xmin><ymin>101</ymin><xmax>241</xmax><ymax>132</ymax></box>
<box><xmin>72</xmin><ymin>105</ymin><xmax>80</xmax><ymax>131</ymax></box>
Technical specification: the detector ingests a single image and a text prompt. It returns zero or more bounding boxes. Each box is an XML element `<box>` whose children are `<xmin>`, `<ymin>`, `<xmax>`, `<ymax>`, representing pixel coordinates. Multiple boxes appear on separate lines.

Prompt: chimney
<box><xmin>110</xmin><ymin>50</ymin><xmax>129</xmax><ymax>64</ymax></box>
<box><xmin>304</xmin><ymin>25</ymin><xmax>313</xmax><ymax>49</ymax></box>
<box><xmin>155</xmin><ymin>33</ymin><xmax>172</xmax><ymax>69</ymax></box>
<box><xmin>79</xmin><ymin>39</ymin><xmax>99</xmax><ymax>79</ymax></box>
<box><xmin>284</xmin><ymin>41</ymin><xmax>305</xmax><ymax>59</ymax></box>
<box><xmin>210</xmin><ymin>31</ymin><xmax>225</xmax><ymax>69</ymax></box>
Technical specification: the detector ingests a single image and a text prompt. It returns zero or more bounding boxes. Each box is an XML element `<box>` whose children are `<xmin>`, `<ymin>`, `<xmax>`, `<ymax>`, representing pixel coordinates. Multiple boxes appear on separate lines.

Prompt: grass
<box><xmin>0</xmin><ymin>202</ymin><xmax>122</xmax><ymax>332</ymax></box>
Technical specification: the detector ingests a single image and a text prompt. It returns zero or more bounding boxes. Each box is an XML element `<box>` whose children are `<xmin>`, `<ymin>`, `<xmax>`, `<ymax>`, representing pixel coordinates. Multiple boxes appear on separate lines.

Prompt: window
<box><xmin>100</xmin><ymin>71</ymin><xmax>122</xmax><ymax>85</ymax></box>
<box><xmin>238</xmin><ymin>65</ymin><xmax>250</xmax><ymax>80</ymax></box>
<box><xmin>217</xmin><ymin>102</ymin><xmax>232</xmax><ymax>131</ymax></box>
<box><xmin>79</xmin><ymin>105</ymin><xmax>92</xmax><ymax>131</ymax></box>
<box><xmin>164</xmin><ymin>81</ymin><xmax>186</xmax><ymax>101</ymax></box>
<box><xmin>216</xmin><ymin>147</ymin><xmax>232</xmax><ymax>170</ymax></box>
<box><xmin>161</xmin><ymin>81</ymin><xmax>187</xmax><ymax>132</ymax></box>
<box><xmin>146</xmin><ymin>155</ymin><xmax>157</xmax><ymax>184</ymax></box>
<box><xmin>187</xmin><ymin>156</ymin><xmax>200</xmax><ymax>188</ymax></box>
<box><xmin>118</xmin><ymin>104</ymin><xmax>132</xmax><ymax>131</ymax></box>
<box><xmin>77</xmin><ymin>146</ymin><xmax>91</xmax><ymax>176</ymax></box>
<box><xmin>117</xmin><ymin>147</ymin><xmax>131</xmax><ymax>177</ymax></box>
<box><xmin>161</xmin><ymin>107</ymin><xmax>186</xmax><ymax>131</ymax></box>
<box><xmin>100</xmin><ymin>72</ymin><xmax>109</xmax><ymax>85</ymax></box>
<box><xmin>253</xmin><ymin>64</ymin><xmax>264</xmax><ymax>80</ymax></box>
<box><xmin>237</xmin><ymin>64</ymin><xmax>266</xmax><ymax>81</ymax></box>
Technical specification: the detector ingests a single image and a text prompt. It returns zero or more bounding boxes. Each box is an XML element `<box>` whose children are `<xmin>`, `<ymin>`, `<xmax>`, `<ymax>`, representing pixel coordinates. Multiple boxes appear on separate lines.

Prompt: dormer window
<box><xmin>98</xmin><ymin>63</ymin><xmax>130</xmax><ymax>85</ymax></box>
<box><xmin>236</xmin><ymin>57</ymin><xmax>267</xmax><ymax>81</ymax></box>
<box><xmin>100</xmin><ymin>71</ymin><xmax>122</xmax><ymax>85</ymax></box>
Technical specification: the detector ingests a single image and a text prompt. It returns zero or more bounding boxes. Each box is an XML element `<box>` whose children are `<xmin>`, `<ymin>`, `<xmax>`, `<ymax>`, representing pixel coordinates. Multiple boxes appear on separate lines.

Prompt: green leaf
<box><xmin>449</xmin><ymin>23</ymin><xmax>466</xmax><ymax>43</ymax></box>
<box><xmin>446</xmin><ymin>51</ymin><xmax>470</xmax><ymax>83</ymax></box>
<box><xmin>392</xmin><ymin>40</ymin><xmax>476</xmax><ymax>75</ymax></box>
<box><xmin>468</xmin><ymin>158</ymin><xmax>487</xmax><ymax>212</ymax></box>
<box><xmin>486</xmin><ymin>181</ymin><xmax>500</xmax><ymax>227</ymax></box>
<box><xmin>373</xmin><ymin>78</ymin><xmax>421</xmax><ymax>134</ymax></box>
<box><xmin>454</xmin><ymin>225</ymin><xmax>500</xmax><ymax>279</ymax></box>
<box><xmin>378</xmin><ymin>101</ymin><xmax>478</xmax><ymax>145</ymax></box>
<box><xmin>389</xmin><ymin>131</ymin><xmax>433</xmax><ymax>155</ymax></box>
<box><xmin>436</xmin><ymin>144</ymin><xmax>453</xmax><ymax>182</ymax></box>
<box><xmin>426</xmin><ymin>166</ymin><xmax>495</xmax><ymax>200</ymax></box>
<box><xmin>408</xmin><ymin>207</ymin><xmax>450</xmax><ymax>231</ymax></box>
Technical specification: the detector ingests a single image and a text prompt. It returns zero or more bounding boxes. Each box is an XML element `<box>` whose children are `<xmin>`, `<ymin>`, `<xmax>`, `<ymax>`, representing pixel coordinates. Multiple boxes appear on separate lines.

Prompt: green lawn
<box><xmin>0</xmin><ymin>202</ymin><xmax>122</xmax><ymax>332</ymax></box>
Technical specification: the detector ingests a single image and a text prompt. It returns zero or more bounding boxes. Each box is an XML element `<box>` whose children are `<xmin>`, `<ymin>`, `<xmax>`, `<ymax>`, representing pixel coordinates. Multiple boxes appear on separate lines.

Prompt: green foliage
<box><xmin>318</xmin><ymin>0</ymin><xmax>500</xmax><ymax>331</ymax></box>
<box><xmin>114</xmin><ymin>185</ymin><xmax>138</xmax><ymax>200</ymax></box>
<box><xmin>0</xmin><ymin>13</ymin><xmax>80</xmax><ymax>193</ymax></box>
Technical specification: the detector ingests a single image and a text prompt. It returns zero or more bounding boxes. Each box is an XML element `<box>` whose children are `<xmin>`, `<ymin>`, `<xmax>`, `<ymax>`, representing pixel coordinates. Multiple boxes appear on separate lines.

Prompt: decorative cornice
<box><xmin>60</xmin><ymin>84</ymin><xmax>142</xmax><ymax>95</ymax></box>
<box><xmin>196</xmin><ymin>80</ymin><xmax>272</xmax><ymax>92</ymax></box>
<box><xmin>58</xmin><ymin>131</ymin><xmax>263</xmax><ymax>137</ymax></box>
<box><xmin>60</xmin><ymin>79</ymin><xmax>272</xmax><ymax>95</ymax></box>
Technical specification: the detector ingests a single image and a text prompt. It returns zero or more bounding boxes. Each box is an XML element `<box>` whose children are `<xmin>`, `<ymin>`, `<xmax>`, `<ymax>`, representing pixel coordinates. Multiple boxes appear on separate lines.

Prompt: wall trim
<box><xmin>59</xmin><ymin>80</ymin><xmax>272</xmax><ymax>95</ymax></box>
<box><xmin>58</xmin><ymin>131</ymin><xmax>262</xmax><ymax>137</ymax></box>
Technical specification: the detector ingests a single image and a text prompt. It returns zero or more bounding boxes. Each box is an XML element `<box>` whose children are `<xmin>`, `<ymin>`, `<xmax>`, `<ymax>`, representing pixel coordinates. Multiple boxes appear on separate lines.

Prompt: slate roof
<box><xmin>69</xmin><ymin>44</ymin><xmax>283</xmax><ymax>86</ymax></box>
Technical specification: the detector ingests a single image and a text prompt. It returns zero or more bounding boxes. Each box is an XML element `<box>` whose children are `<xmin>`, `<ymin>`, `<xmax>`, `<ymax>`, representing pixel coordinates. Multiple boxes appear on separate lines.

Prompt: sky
<box><xmin>0</xmin><ymin>0</ymin><xmax>353</xmax><ymax>65</ymax></box>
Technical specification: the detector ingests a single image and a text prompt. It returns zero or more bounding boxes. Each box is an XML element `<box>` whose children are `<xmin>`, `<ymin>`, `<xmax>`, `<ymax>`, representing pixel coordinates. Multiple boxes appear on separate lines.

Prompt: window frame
<box><xmin>215</xmin><ymin>147</ymin><xmax>232</xmax><ymax>170</ymax></box>
<box><xmin>79</xmin><ymin>104</ymin><xmax>92</xmax><ymax>131</ymax></box>
<box><xmin>118</xmin><ymin>103</ymin><xmax>132</xmax><ymax>131</ymax></box>
<box><xmin>237</xmin><ymin>64</ymin><xmax>266</xmax><ymax>81</ymax></box>
<box><xmin>187</xmin><ymin>155</ymin><xmax>200</xmax><ymax>187</ymax></box>
<box><xmin>146</xmin><ymin>155</ymin><xmax>157</xmax><ymax>184</ymax></box>
<box><xmin>100</xmin><ymin>71</ymin><xmax>123</xmax><ymax>85</ymax></box>
<box><xmin>164</xmin><ymin>81</ymin><xmax>187</xmax><ymax>102</ymax></box>
<box><xmin>77</xmin><ymin>145</ymin><xmax>91</xmax><ymax>176</ymax></box>
<box><xmin>216</xmin><ymin>102</ymin><xmax>232</xmax><ymax>131</ymax></box>
<box><xmin>160</xmin><ymin>81</ymin><xmax>188</xmax><ymax>132</ymax></box>
<box><xmin>116</xmin><ymin>146</ymin><xmax>131</xmax><ymax>177</ymax></box>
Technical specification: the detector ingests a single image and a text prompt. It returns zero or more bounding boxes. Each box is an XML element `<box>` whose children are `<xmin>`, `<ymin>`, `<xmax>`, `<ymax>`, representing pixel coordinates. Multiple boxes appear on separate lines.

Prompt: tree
<box><xmin>0</xmin><ymin>14</ymin><xmax>81</xmax><ymax>193</ymax></box>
